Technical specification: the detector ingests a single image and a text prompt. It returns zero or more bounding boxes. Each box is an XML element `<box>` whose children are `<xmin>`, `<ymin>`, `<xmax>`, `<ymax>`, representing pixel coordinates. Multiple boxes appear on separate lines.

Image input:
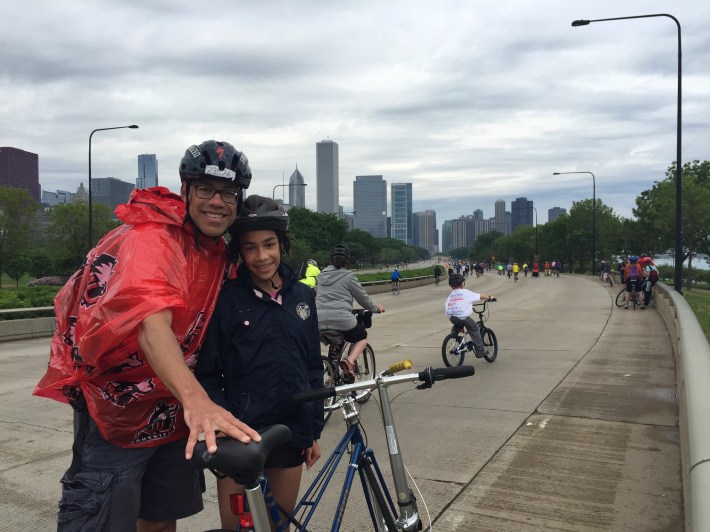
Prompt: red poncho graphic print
<box><xmin>34</xmin><ymin>187</ymin><xmax>227</xmax><ymax>448</ymax></box>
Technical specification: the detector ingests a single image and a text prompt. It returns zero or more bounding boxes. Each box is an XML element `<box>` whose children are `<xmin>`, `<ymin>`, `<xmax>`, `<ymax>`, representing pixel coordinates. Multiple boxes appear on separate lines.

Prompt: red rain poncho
<box><xmin>34</xmin><ymin>187</ymin><xmax>227</xmax><ymax>448</ymax></box>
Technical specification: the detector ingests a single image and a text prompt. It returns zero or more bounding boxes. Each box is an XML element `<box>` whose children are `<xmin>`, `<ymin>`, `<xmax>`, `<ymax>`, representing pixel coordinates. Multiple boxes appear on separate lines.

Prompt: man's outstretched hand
<box><xmin>183</xmin><ymin>394</ymin><xmax>261</xmax><ymax>459</ymax></box>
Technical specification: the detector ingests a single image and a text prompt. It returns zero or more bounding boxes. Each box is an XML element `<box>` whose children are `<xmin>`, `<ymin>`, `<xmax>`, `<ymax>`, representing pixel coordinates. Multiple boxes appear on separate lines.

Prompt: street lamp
<box><xmin>571</xmin><ymin>14</ymin><xmax>683</xmax><ymax>292</ymax></box>
<box><xmin>553</xmin><ymin>171</ymin><xmax>595</xmax><ymax>275</ymax></box>
<box><xmin>272</xmin><ymin>183</ymin><xmax>307</xmax><ymax>202</ymax></box>
<box><xmin>89</xmin><ymin>125</ymin><xmax>139</xmax><ymax>248</ymax></box>
<box><xmin>532</xmin><ymin>206</ymin><xmax>538</xmax><ymax>256</ymax></box>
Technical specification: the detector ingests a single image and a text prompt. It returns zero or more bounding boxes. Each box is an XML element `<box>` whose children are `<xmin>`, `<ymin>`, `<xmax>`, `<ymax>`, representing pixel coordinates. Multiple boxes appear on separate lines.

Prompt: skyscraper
<box><xmin>0</xmin><ymin>147</ymin><xmax>40</xmax><ymax>201</ymax></box>
<box><xmin>353</xmin><ymin>175</ymin><xmax>387</xmax><ymax>238</ymax></box>
<box><xmin>391</xmin><ymin>183</ymin><xmax>412</xmax><ymax>244</ymax></box>
<box><xmin>548</xmin><ymin>207</ymin><xmax>567</xmax><ymax>222</ymax></box>
<box><xmin>93</xmin><ymin>177</ymin><xmax>135</xmax><ymax>219</ymax></box>
<box><xmin>413</xmin><ymin>210</ymin><xmax>437</xmax><ymax>255</ymax></box>
<box><xmin>137</xmin><ymin>154</ymin><xmax>158</xmax><ymax>189</ymax></box>
<box><xmin>511</xmin><ymin>197</ymin><xmax>533</xmax><ymax>230</ymax></box>
<box><xmin>494</xmin><ymin>199</ymin><xmax>507</xmax><ymax>234</ymax></box>
<box><xmin>288</xmin><ymin>167</ymin><xmax>306</xmax><ymax>208</ymax></box>
<box><xmin>316</xmin><ymin>140</ymin><xmax>338</xmax><ymax>214</ymax></box>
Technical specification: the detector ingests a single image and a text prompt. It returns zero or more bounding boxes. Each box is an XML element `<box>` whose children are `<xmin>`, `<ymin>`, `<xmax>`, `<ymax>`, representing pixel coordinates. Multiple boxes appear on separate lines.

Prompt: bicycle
<box><xmin>320</xmin><ymin>309</ymin><xmax>377</xmax><ymax>423</ymax></box>
<box><xmin>442</xmin><ymin>299</ymin><xmax>498</xmax><ymax>366</ymax></box>
<box><xmin>191</xmin><ymin>361</ymin><xmax>475</xmax><ymax>532</ymax></box>
<box><xmin>615</xmin><ymin>281</ymin><xmax>653</xmax><ymax>309</ymax></box>
<box><xmin>391</xmin><ymin>280</ymin><xmax>401</xmax><ymax>295</ymax></box>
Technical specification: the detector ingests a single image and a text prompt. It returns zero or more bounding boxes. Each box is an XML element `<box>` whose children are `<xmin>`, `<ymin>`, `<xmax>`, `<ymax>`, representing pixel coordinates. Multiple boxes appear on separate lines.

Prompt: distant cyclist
<box><xmin>624</xmin><ymin>256</ymin><xmax>645</xmax><ymax>309</ymax></box>
<box><xmin>434</xmin><ymin>264</ymin><xmax>443</xmax><ymax>285</ymax></box>
<box><xmin>300</xmin><ymin>258</ymin><xmax>321</xmax><ymax>289</ymax></box>
<box><xmin>391</xmin><ymin>267</ymin><xmax>401</xmax><ymax>291</ymax></box>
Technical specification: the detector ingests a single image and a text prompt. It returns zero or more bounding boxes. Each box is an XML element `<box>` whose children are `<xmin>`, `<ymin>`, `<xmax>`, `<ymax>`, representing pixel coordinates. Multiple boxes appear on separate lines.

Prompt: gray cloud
<box><xmin>1</xmin><ymin>0</ymin><xmax>707</xmax><ymax>234</ymax></box>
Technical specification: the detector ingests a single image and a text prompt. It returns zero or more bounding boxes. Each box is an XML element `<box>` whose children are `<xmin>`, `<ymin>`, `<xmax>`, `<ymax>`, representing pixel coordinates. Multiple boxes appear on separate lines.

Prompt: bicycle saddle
<box><xmin>320</xmin><ymin>330</ymin><xmax>344</xmax><ymax>346</ymax></box>
<box><xmin>190</xmin><ymin>424</ymin><xmax>292</xmax><ymax>480</ymax></box>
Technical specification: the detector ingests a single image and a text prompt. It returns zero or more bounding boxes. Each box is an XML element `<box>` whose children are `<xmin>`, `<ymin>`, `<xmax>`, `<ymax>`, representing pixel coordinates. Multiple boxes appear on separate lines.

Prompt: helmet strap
<box><xmin>269</xmin><ymin>271</ymin><xmax>281</xmax><ymax>291</ymax></box>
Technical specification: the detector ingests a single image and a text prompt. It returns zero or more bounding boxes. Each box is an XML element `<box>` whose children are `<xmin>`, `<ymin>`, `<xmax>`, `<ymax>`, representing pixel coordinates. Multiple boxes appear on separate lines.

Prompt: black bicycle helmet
<box><xmin>330</xmin><ymin>244</ymin><xmax>350</xmax><ymax>261</ymax></box>
<box><xmin>229</xmin><ymin>195</ymin><xmax>288</xmax><ymax>236</ymax></box>
<box><xmin>448</xmin><ymin>273</ymin><xmax>466</xmax><ymax>287</ymax></box>
<box><xmin>179</xmin><ymin>140</ymin><xmax>252</xmax><ymax>189</ymax></box>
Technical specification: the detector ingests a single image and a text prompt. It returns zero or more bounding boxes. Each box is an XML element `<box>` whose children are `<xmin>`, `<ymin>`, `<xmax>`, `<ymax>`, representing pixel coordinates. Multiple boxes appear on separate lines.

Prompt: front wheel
<box><xmin>442</xmin><ymin>333</ymin><xmax>466</xmax><ymax>367</ymax></box>
<box><xmin>615</xmin><ymin>288</ymin><xmax>626</xmax><ymax>307</ymax></box>
<box><xmin>353</xmin><ymin>344</ymin><xmax>376</xmax><ymax>403</ymax></box>
<box><xmin>482</xmin><ymin>328</ymin><xmax>498</xmax><ymax>362</ymax></box>
<box><xmin>321</xmin><ymin>357</ymin><xmax>336</xmax><ymax>424</ymax></box>
<box><xmin>359</xmin><ymin>456</ymin><xmax>398</xmax><ymax>532</ymax></box>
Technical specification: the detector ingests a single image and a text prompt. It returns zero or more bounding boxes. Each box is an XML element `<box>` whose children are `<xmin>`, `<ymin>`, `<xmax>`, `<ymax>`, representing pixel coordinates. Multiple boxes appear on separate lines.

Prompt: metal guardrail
<box><xmin>0</xmin><ymin>306</ymin><xmax>54</xmax><ymax>314</ymax></box>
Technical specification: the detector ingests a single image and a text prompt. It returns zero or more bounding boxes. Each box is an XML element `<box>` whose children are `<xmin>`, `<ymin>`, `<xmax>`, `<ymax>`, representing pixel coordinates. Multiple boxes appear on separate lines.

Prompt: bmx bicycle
<box><xmin>442</xmin><ymin>299</ymin><xmax>498</xmax><ymax>366</ymax></box>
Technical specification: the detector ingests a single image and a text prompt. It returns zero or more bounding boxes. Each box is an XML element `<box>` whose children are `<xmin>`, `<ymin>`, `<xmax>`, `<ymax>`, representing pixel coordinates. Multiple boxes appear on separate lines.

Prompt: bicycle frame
<box><xmin>194</xmin><ymin>364</ymin><xmax>475</xmax><ymax>532</ymax></box>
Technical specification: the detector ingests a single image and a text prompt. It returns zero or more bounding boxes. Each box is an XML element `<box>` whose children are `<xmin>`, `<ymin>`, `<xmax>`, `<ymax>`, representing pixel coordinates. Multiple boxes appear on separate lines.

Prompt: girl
<box><xmin>196</xmin><ymin>195</ymin><xmax>323</xmax><ymax>529</ymax></box>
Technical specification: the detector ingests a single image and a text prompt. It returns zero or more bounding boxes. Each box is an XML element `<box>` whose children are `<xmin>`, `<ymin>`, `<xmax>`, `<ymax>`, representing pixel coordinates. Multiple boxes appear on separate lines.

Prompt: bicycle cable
<box><xmin>404</xmin><ymin>462</ymin><xmax>433</xmax><ymax>532</ymax></box>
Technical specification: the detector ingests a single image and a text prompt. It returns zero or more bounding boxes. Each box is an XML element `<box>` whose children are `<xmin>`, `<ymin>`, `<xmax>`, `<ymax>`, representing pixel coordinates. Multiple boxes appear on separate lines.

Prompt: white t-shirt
<box><xmin>444</xmin><ymin>288</ymin><xmax>482</xmax><ymax>319</ymax></box>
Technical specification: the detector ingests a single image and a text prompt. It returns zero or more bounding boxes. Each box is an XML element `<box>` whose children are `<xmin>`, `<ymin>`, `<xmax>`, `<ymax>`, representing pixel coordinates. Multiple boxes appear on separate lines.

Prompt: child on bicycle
<box><xmin>444</xmin><ymin>274</ymin><xmax>496</xmax><ymax>358</ymax></box>
<box><xmin>195</xmin><ymin>195</ymin><xmax>324</xmax><ymax>530</ymax></box>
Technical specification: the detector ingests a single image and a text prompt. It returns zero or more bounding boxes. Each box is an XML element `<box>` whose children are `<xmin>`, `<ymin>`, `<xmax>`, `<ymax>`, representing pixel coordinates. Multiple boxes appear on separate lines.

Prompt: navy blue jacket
<box><xmin>195</xmin><ymin>262</ymin><xmax>324</xmax><ymax>448</ymax></box>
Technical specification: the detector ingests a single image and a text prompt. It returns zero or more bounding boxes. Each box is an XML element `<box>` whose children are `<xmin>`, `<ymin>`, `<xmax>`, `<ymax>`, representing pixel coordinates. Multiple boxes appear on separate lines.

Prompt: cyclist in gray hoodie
<box><xmin>316</xmin><ymin>244</ymin><xmax>384</xmax><ymax>381</ymax></box>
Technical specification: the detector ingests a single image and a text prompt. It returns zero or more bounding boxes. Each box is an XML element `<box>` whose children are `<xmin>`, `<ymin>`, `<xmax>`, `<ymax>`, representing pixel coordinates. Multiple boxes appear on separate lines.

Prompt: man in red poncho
<box><xmin>34</xmin><ymin>140</ymin><xmax>261</xmax><ymax>531</ymax></box>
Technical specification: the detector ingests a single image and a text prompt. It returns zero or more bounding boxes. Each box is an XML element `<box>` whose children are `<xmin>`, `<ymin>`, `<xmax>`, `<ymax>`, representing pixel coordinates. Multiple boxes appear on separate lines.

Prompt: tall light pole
<box><xmin>571</xmin><ymin>14</ymin><xmax>682</xmax><ymax>292</ymax></box>
<box><xmin>89</xmin><ymin>125</ymin><xmax>139</xmax><ymax>248</ymax></box>
<box><xmin>554</xmin><ymin>171</ymin><xmax>596</xmax><ymax>274</ymax></box>
<box><xmin>272</xmin><ymin>183</ymin><xmax>307</xmax><ymax>202</ymax></box>
<box><xmin>532</xmin><ymin>206</ymin><xmax>538</xmax><ymax>257</ymax></box>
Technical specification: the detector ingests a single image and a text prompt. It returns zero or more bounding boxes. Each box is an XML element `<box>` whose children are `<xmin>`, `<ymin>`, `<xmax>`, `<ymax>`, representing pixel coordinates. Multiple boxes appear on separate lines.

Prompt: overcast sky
<box><xmin>1</xmin><ymin>0</ymin><xmax>708</xmax><ymax>226</ymax></box>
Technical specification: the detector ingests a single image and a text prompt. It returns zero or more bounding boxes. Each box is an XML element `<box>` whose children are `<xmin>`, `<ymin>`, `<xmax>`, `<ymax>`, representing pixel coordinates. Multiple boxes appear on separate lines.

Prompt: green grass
<box><xmin>355</xmin><ymin>266</ymin><xmax>435</xmax><ymax>283</ymax></box>
<box><xmin>684</xmin><ymin>289</ymin><xmax>710</xmax><ymax>343</ymax></box>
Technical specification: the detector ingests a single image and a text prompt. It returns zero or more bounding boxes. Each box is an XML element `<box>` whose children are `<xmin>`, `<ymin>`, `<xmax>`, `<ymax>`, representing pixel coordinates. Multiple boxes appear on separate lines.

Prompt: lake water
<box><xmin>654</xmin><ymin>254</ymin><xmax>710</xmax><ymax>270</ymax></box>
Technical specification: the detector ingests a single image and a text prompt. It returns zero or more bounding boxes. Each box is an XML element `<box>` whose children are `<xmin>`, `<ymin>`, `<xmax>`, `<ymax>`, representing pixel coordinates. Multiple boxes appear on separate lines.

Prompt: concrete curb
<box><xmin>655</xmin><ymin>282</ymin><xmax>710</xmax><ymax>532</ymax></box>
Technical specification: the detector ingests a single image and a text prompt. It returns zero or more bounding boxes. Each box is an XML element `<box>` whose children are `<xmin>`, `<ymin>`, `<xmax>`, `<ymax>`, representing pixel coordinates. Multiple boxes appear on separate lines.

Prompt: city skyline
<box><xmin>3</xmin><ymin>1</ymin><xmax>707</xmax><ymax>232</ymax></box>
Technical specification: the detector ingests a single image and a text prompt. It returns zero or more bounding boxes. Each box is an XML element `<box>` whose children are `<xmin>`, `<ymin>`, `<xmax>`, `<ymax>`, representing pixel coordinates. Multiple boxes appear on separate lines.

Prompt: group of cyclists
<box><xmin>609</xmin><ymin>255</ymin><xmax>659</xmax><ymax>309</ymax></box>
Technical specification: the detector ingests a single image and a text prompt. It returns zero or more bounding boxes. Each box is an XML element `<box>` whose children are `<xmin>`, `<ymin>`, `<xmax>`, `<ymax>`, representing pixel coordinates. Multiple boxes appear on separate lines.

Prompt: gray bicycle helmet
<box><xmin>330</xmin><ymin>244</ymin><xmax>350</xmax><ymax>261</ymax></box>
<box><xmin>179</xmin><ymin>140</ymin><xmax>252</xmax><ymax>189</ymax></box>
<box><xmin>448</xmin><ymin>273</ymin><xmax>466</xmax><ymax>287</ymax></box>
<box><xmin>229</xmin><ymin>195</ymin><xmax>288</xmax><ymax>236</ymax></box>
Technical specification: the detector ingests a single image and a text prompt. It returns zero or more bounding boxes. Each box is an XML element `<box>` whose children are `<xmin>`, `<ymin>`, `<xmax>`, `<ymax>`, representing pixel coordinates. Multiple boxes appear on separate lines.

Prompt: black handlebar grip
<box><xmin>428</xmin><ymin>366</ymin><xmax>475</xmax><ymax>381</ymax></box>
<box><xmin>293</xmin><ymin>387</ymin><xmax>336</xmax><ymax>404</ymax></box>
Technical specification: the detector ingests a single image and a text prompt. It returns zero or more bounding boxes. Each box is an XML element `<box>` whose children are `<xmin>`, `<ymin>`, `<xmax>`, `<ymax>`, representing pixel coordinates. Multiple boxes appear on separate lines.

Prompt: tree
<box><xmin>287</xmin><ymin>208</ymin><xmax>348</xmax><ymax>253</ymax></box>
<box><xmin>28</xmin><ymin>251</ymin><xmax>54</xmax><ymax>278</ymax></box>
<box><xmin>46</xmin><ymin>202</ymin><xmax>115</xmax><ymax>274</ymax></box>
<box><xmin>472</xmin><ymin>231</ymin><xmax>503</xmax><ymax>263</ymax></box>
<box><xmin>0</xmin><ymin>186</ymin><xmax>40</xmax><ymax>288</ymax></box>
<box><xmin>6</xmin><ymin>255</ymin><xmax>31</xmax><ymax>287</ymax></box>
<box><xmin>634</xmin><ymin>160</ymin><xmax>710</xmax><ymax>288</ymax></box>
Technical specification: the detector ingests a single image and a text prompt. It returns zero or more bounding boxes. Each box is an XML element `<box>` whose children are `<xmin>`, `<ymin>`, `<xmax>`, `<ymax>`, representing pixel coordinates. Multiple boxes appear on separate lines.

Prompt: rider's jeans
<box><xmin>448</xmin><ymin>316</ymin><xmax>485</xmax><ymax>356</ymax></box>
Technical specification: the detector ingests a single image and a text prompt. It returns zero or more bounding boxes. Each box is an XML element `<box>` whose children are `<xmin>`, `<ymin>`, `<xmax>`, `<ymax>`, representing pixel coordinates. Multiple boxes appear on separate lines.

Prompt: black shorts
<box><xmin>265</xmin><ymin>443</ymin><xmax>307</xmax><ymax>468</ymax></box>
<box><xmin>342</xmin><ymin>321</ymin><xmax>368</xmax><ymax>343</ymax></box>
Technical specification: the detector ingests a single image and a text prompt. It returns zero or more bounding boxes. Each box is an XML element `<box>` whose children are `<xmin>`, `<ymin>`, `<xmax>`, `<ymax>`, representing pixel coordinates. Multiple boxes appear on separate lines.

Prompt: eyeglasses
<box><xmin>192</xmin><ymin>184</ymin><xmax>241</xmax><ymax>204</ymax></box>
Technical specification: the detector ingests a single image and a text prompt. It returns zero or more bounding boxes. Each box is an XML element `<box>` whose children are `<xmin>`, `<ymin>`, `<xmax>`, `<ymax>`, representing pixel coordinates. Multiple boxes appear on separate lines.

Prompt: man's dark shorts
<box><xmin>341</xmin><ymin>321</ymin><xmax>368</xmax><ymax>343</ymax></box>
<box><xmin>58</xmin><ymin>414</ymin><xmax>203</xmax><ymax>531</ymax></box>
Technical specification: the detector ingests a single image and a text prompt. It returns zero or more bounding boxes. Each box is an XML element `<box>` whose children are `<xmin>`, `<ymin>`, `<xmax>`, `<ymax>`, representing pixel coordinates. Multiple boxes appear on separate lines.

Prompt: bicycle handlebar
<box><xmin>293</xmin><ymin>364</ymin><xmax>475</xmax><ymax>404</ymax></box>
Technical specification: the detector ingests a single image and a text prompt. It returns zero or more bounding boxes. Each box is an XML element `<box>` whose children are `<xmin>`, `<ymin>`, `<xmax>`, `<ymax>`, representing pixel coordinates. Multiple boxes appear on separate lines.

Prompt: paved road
<box><xmin>0</xmin><ymin>272</ymin><xmax>681</xmax><ymax>531</ymax></box>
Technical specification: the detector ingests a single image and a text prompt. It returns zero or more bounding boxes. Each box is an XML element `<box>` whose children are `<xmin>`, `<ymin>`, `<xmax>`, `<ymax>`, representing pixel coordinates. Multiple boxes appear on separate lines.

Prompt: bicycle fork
<box><xmin>376</xmin><ymin>382</ymin><xmax>421</xmax><ymax>531</ymax></box>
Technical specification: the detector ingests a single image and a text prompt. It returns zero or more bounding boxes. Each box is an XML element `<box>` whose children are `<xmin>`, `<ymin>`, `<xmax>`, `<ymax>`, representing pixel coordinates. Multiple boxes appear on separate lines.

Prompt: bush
<box><xmin>27</xmin><ymin>276</ymin><xmax>67</xmax><ymax>287</ymax></box>
<box><xmin>0</xmin><ymin>286</ymin><xmax>60</xmax><ymax>310</ymax></box>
